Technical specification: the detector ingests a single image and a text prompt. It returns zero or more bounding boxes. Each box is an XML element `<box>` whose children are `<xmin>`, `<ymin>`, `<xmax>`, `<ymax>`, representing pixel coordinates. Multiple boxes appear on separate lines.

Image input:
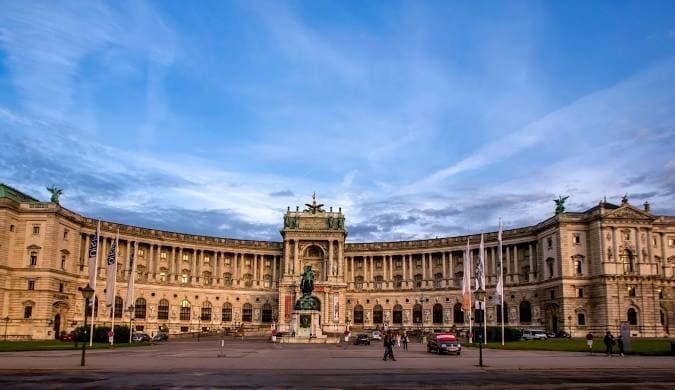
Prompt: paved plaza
<box><xmin>0</xmin><ymin>337</ymin><xmax>674</xmax><ymax>388</ymax></box>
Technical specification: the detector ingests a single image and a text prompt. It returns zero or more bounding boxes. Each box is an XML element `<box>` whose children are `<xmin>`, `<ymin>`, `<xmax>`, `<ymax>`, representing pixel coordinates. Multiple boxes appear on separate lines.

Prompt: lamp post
<box><xmin>78</xmin><ymin>284</ymin><xmax>95</xmax><ymax>367</ymax></box>
<box><xmin>196</xmin><ymin>310</ymin><xmax>201</xmax><ymax>342</ymax></box>
<box><xmin>568</xmin><ymin>316</ymin><xmax>572</xmax><ymax>338</ymax></box>
<box><xmin>473</xmin><ymin>287</ymin><xmax>486</xmax><ymax>367</ymax></box>
<box><xmin>127</xmin><ymin>306</ymin><xmax>134</xmax><ymax>343</ymax></box>
<box><xmin>3</xmin><ymin>316</ymin><xmax>9</xmax><ymax>341</ymax></box>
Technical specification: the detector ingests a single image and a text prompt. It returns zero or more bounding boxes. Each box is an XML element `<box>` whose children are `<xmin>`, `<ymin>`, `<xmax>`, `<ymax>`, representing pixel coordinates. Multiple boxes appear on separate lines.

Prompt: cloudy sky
<box><xmin>1</xmin><ymin>1</ymin><xmax>674</xmax><ymax>242</ymax></box>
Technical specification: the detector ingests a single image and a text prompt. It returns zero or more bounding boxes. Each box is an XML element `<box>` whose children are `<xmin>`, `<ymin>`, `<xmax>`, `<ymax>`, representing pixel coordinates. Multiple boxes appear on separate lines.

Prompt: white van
<box><xmin>521</xmin><ymin>329</ymin><xmax>548</xmax><ymax>340</ymax></box>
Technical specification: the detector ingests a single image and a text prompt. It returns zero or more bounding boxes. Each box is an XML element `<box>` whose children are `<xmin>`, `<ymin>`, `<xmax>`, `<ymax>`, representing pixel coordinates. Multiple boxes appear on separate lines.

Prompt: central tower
<box><xmin>277</xmin><ymin>195</ymin><xmax>347</xmax><ymax>335</ymax></box>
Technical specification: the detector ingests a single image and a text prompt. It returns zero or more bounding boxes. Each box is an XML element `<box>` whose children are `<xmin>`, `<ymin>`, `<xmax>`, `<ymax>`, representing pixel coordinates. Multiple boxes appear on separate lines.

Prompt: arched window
<box><xmin>627</xmin><ymin>308</ymin><xmax>638</xmax><ymax>326</ymax></box>
<box><xmin>353</xmin><ymin>305</ymin><xmax>364</xmax><ymax>324</ymax></box>
<box><xmin>201</xmin><ymin>301</ymin><xmax>212</xmax><ymax>321</ymax></box>
<box><xmin>135</xmin><ymin>298</ymin><xmax>147</xmax><ymax>319</ymax></box>
<box><xmin>433</xmin><ymin>304</ymin><xmax>443</xmax><ymax>324</ymax></box>
<box><xmin>113</xmin><ymin>296</ymin><xmax>123</xmax><ymax>318</ymax></box>
<box><xmin>392</xmin><ymin>304</ymin><xmax>403</xmax><ymax>324</ymax></box>
<box><xmin>158</xmin><ymin>299</ymin><xmax>169</xmax><ymax>320</ymax></box>
<box><xmin>223</xmin><ymin>272</ymin><xmax>232</xmax><ymax>287</ymax></box>
<box><xmin>242</xmin><ymin>303</ymin><xmax>252</xmax><ymax>322</ymax></box>
<box><xmin>261</xmin><ymin>303</ymin><xmax>273</xmax><ymax>323</ymax></box>
<box><xmin>453</xmin><ymin>303</ymin><xmax>463</xmax><ymax>324</ymax></box>
<box><xmin>181</xmin><ymin>269</ymin><xmax>190</xmax><ymax>284</ymax></box>
<box><xmin>180</xmin><ymin>299</ymin><xmax>191</xmax><ymax>321</ymax></box>
<box><xmin>263</xmin><ymin>274</ymin><xmax>272</xmax><ymax>288</ymax></box>
<box><xmin>159</xmin><ymin>267</ymin><xmax>168</xmax><ymax>282</ymax></box>
<box><xmin>621</xmin><ymin>249</ymin><xmax>636</xmax><ymax>273</ymax></box>
<box><xmin>373</xmin><ymin>305</ymin><xmax>383</xmax><ymax>324</ymax></box>
<box><xmin>394</xmin><ymin>275</ymin><xmax>403</xmax><ymax>288</ymax></box>
<box><xmin>546</xmin><ymin>258</ymin><xmax>555</xmax><ymax>279</ymax></box>
<box><xmin>434</xmin><ymin>273</ymin><xmax>443</xmax><ymax>288</ymax></box>
<box><xmin>414</xmin><ymin>274</ymin><xmax>423</xmax><ymax>288</ymax></box>
<box><xmin>519</xmin><ymin>301</ymin><xmax>532</xmax><ymax>323</ymax></box>
<box><xmin>413</xmin><ymin>303</ymin><xmax>423</xmax><ymax>324</ymax></box>
<box><xmin>522</xmin><ymin>266</ymin><xmax>530</xmax><ymax>282</ymax></box>
<box><xmin>222</xmin><ymin>302</ymin><xmax>232</xmax><ymax>322</ymax></box>
<box><xmin>202</xmin><ymin>272</ymin><xmax>212</xmax><ymax>286</ymax></box>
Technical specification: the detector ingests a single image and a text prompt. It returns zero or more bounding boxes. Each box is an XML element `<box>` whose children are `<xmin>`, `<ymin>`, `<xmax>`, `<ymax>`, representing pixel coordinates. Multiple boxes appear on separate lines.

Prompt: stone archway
<box><xmin>544</xmin><ymin>303</ymin><xmax>559</xmax><ymax>333</ymax></box>
<box><xmin>52</xmin><ymin>301</ymin><xmax>69</xmax><ymax>339</ymax></box>
<box><xmin>302</xmin><ymin>244</ymin><xmax>326</xmax><ymax>282</ymax></box>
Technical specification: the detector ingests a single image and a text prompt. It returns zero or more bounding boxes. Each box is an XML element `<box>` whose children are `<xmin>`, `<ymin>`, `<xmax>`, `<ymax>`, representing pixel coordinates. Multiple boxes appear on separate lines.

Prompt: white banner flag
<box><xmin>494</xmin><ymin>220</ymin><xmax>503</xmax><ymax>305</ymax></box>
<box><xmin>87</xmin><ymin>220</ymin><xmax>100</xmax><ymax>289</ymax></box>
<box><xmin>475</xmin><ymin>233</ymin><xmax>485</xmax><ymax>292</ymax></box>
<box><xmin>105</xmin><ymin>233</ymin><xmax>118</xmax><ymax>308</ymax></box>
<box><xmin>462</xmin><ymin>238</ymin><xmax>472</xmax><ymax>312</ymax></box>
<box><xmin>125</xmin><ymin>242</ymin><xmax>136</xmax><ymax>310</ymax></box>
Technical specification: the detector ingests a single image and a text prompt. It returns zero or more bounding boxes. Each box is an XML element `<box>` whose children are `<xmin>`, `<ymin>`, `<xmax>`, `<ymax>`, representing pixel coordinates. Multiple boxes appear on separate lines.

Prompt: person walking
<box><xmin>586</xmin><ymin>332</ymin><xmax>594</xmax><ymax>355</ymax></box>
<box><xmin>383</xmin><ymin>330</ymin><xmax>396</xmax><ymax>361</ymax></box>
<box><xmin>603</xmin><ymin>331</ymin><xmax>614</xmax><ymax>356</ymax></box>
<box><xmin>396</xmin><ymin>332</ymin><xmax>401</xmax><ymax>347</ymax></box>
<box><xmin>617</xmin><ymin>335</ymin><xmax>625</xmax><ymax>356</ymax></box>
<box><xmin>402</xmin><ymin>332</ymin><xmax>408</xmax><ymax>351</ymax></box>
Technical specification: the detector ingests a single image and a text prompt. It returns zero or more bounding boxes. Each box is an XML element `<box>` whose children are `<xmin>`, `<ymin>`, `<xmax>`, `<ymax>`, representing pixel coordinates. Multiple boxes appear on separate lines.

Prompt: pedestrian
<box><xmin>402</xmin><ymin>332</ymin><xmax>408</xmax><ymax>351</ymax></box>
<box><xmin>383</xmin><ymin>330</ymin><xmax>396</xmax><ymax>361</ymax></box>
<box><xmin>603</xmin><ymin>331</ymin><xmax>614</xmax><ymax>356</ymax></box>
<box><xmin>585</xmin><ymin>332</ymin><xmax>594</xmax><ymax>355</ymax></box>
<box><xmin>396</xmin><ymin>332</ymin><xmax>401</xmax><ymax>347</ymax></box>
<box><xmin>617</xmin><ymin>335</ymin><xmax>624</xmax><ymax>356</ymax></box>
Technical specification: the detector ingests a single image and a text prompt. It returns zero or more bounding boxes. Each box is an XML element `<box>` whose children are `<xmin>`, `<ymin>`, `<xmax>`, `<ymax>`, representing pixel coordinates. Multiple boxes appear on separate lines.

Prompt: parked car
<box><xmin>132</xmin><ymin>332</ymin><xmax>151</xmax><ymax>342</ymax></box>
<box><xmin>152</xmin><ymin>332</ymin><xmax>169</xmax><ymax>342</ymax></box>
<box><xmin>354</xmin><ymin>333</ymin><xmax>370</xmax><ymax>345</ymax></box>
<box><xmin>521</xmin><ymin>329</ymin><xmax>548</xmax><ymax>340</ymax></box>
<box><xmin>60</xmin><ymin>332</ymin><xmax>75</xmax><ymax>342</ymax></box>
<box><xmin>427</xmin><ymin>333</ymin><xmax>461</xmax><ymax>355</ymax></box>
<box><xmin>371</xmin><ymin>331</ymin><xmax>382</xmax><ymax>341</ymax></box>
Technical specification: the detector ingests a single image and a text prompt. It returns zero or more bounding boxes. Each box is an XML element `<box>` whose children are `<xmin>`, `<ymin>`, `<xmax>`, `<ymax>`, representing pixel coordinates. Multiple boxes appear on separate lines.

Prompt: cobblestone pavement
<box><xmin>0</xmin><ymin>337</ymin><xmax>673</xmax><ymax>388</ymax></box>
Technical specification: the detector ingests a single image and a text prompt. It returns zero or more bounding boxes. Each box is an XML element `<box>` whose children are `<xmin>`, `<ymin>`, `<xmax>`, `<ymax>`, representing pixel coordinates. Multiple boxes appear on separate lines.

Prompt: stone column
<box><xmin>402</xmin><ymin>254</ymin><xmax>407</xmax><ymax>285</ymax></box>
<box><xmin>389</xmin><ymin>255</ymin><xmax>393</xmax><ymax>281</ymax></box>
<box><xmin>612</xmin><ymin>227</ymin><xmax>618</xmax><ymax>272</ymax></box>
<box><xmin>338</xmin><ymin>242</ymin><xmax>344</xmax><ymax>278</ymax></box>
<box><xmin>370</xmin><ymin>256</ymin><xmax>374</xmax><ymax>283</ymax></box>
<box><xmin>328</xmin><ymin>240</ymin><xmax>334</xmax><ymax>279</ymax></box>
<box><xmin>661</xmin><ymin>232</ymin><xmax>667</xmax><ymax>274</ymax></box>
<box><xmin>442</xmin><ymin>252</ymin><xmax>447</xmax><ymax>281</ymax></box>
<box><xmin>350</xmin><ymin>256</ymin><xmax>354</xmax><ymax>283</ymax></box>
<box><xmin>421</xmin><ymin>253</ymin><xmax>427</xmax><ymax>284</ymax></box>
<box><xmin>177</xmin><ymin>247</ymin><xmax>183</xmax><ymax>281</ymax></box>
<box><xmin>528</xmin><ymin>243</ymin><xmax>534</xmax><ymax>281</ymax></box>
<box><xmin>272</xmin><ymin>255</ymin><xmax>277</xmax><ymax>286</ymax></box>
<box><xmin>448</xmin><ymin>251</ymin><xmax>454</xmax><ymax>286</ymax></box>
<box><xmin>284</xmin><ymin>241</ymin><xmax>290</xmax><ymax>275</ymax></box>
<box><xmin>293</xmin><ymin>240</ymin><xmax>299</xmax><ymax>275</ymax></box>
<box><xmin>149</xmin><ymin>243</ymin><xmax>155</xmax><ymax>280</ymax></box>
<box><xmin>513</xmin><ymin>245</ymin><xmax>519</xmax><ymax>282</ymax></box>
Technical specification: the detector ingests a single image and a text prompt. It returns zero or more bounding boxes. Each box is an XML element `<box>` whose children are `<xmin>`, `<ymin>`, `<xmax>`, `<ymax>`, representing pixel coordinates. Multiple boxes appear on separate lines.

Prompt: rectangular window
<box><xmin>63</xmin><ymin>229</ymin><xmax>69</xmax><ymax>240</ymax></box>
<box><xmin>27</xmin><ymin>280</ymin><xmax>35</xmax><ymax>290</ymax></box>
<box><xmin>573</xmin><ymin>234</ymin><xmax>580</xmax><ymax>244</ymax></box>
<box><xmin>225</xmin><ymin>258</ymin><xmax>231</xmax><ymax>266</ymax></box>
<box><xmin>159</xmin><ymin>272</ymin><xmax>167</xmax><ymax>282</ymax></box>
<box><xmin>32</xmin><ymin>225</ymin><xmax>40</xmax><ymax>235</ymax></box>
<box><xmin>577</xmin><ymin>313</ymin><xmax>586</xmax><ymax>326</ymax></box>
<box><xmin>547</xmin><ymin>237</ymin><xmax>553</xmax><ymax>248</ymax></box>
<box><xmin>30</xmin><ymin>253</ymin><xmax>37</xmax><ymax>266</ymax></box>
<box><xmin>415</xmin><ymin>259</ymin><xmax>422</xmax><ymax>267</ymax></box>
<box><xmin>435</xmin><ymin>258</ymin><xmax>442</xmax><ymax>266</ymax></box>
<box><xmin>375</xmin><ymin>261</ymin><xmax>382</xmax><ymax>269</ymax></box>
<box><xmin>138</xmin><ymin>249</ymin><xmax>145</xmax><ymax>256</ymax></box>
<box><xmin>61</xmin><ymin>255</ymin><xmax>66</xmax><ymax>269</ymax></box>
<box><xmin>395</xmin><ymin>260</ymin><xmax>402</xmax><ymax>269</ymax></box>
<box><xmin>577</xmin><ymin>288</ymin><xmax>584</xmax><ymax>298</ymax></box>
<box><xmin>9</xmin><ymin>224</ymin><xmax>15</xmax><ymax>232</ymax></box>
<box><xmin>59</xmin><ymin>283</ymin><xmax>64</xmax><ymax>293</ymax></box>
<box><xmin>203</xmin><ymin>256</ymin><xmax>210</xmax><ymax>264</ymax></box>
<box><xmin>668</xmin><ymin>238</ymin><xmax>675</xmax><ymax>246</ymax></box>
<box><xmin>24</xmin><ymin>306</ymin><xmax>32</xmax><ymax>319</ymax></box>
<box><xmin>265</xmin><ymin>260</ymin><xmax>271</xmax><ymax>269</ymax></box>
<box><xmin>623</xmin><ymin>231</ymin><xmax>630</xmax><ymax>241</ymax></box>
<box><xmin>549</xmin><ymin>290</ymin><xmax>555</xmax><ymax>300</ymax></box>
<box><xmin>628</xmin><ymin>287</ymin><xmax>636</xmax><ymax>297</ymax></box>
<box><xmin>182</xmin><ymin>254</ymin><xmax>189</xmax><ymax>261</ymax></box>
<box><xmin>244</xmin><ymin>259</ymin><xmax>251</xmax><ymax>266</ymax></box>
<box><xmin>181</xmin><ymin>274</ymin><xmax>188</xmax><ymax>284</ymax></box>
<box><xmin>160</xmin><ymin>252</ymin><xmax>167</xmax><ymax>259</ymax></box>
<box><xmin>180</xmin><ymin>326</ymin><xmax>189</xmax><ymax>333</ymax></box>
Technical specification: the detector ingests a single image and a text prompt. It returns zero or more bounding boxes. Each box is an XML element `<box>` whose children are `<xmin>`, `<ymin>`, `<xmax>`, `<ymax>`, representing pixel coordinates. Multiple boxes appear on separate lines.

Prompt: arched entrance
<box><xmin>432</xmin><ymin>304</ymin><xmax>443</xmax><ymax>324</ymax></box>
<box><xmin>53</xmin><ymin>314</ymin><xmax>61</xmax><ymax>339</ymax></box>
<box><xmin>392</xmin><ymin>304</ymin><xmax>403</xmax><ymax>325</ymax></box>
<box><xmin>302</xmin><ymin>245</ymin><xmax>325</xmax><ymax>282</ymax></box>
<box><xmin>413</xmin><ymin>304</ymin><xmax>422</xmax><ymax>324</ymax></box>
<box><xmin>544</xmin><ymin>303</ymin><xmax>559</xmax><ymax>333</ymax></box>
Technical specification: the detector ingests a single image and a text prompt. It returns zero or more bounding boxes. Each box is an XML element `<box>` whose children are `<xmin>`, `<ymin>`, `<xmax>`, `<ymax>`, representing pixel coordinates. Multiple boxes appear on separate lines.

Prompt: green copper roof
<box><xmin>0</xmin><ymin>183</ymin><xmax>41</xmax><ymax>203</ymax></box>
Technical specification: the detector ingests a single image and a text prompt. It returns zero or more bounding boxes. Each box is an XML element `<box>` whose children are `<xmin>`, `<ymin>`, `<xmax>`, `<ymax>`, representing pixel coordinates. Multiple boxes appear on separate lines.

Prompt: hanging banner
<box><xmin>620</xmin><ymin>320</ymin><xmax>631</xmax><ymax>352</ymax></box>
<box><xmin>333</xmin><ymin>293</ymin><xmax>339</xmax><ymax>322</ymax></box>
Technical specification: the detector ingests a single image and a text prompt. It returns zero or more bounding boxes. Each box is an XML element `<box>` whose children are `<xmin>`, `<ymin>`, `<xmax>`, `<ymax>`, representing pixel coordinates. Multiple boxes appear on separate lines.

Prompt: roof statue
<box><xmin>46</xmin><ymin>185</ymin><xmax>63</xmax><ymax>204</ymax></box>
<box><xmin>621</xmin><ymin>193</ymin><xmax>629</xmax><ymax>205</ymax></box>
<box><xmin>304</xmin><ymin>192</ymin><xmax>325</xmax><ymax>214</ymax></box>
<box><xmin>554</xmin><ymin>195</ymin><xmax>568</xmax><ymax>215</ymax></box>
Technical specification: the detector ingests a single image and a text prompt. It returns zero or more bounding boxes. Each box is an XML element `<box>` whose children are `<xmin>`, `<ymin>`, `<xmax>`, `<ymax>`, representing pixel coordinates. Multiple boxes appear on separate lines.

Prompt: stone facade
<box><xmin>0</xmin><ymin>184</ymin><xmax>673</xmax><ymax>340</ymax></box>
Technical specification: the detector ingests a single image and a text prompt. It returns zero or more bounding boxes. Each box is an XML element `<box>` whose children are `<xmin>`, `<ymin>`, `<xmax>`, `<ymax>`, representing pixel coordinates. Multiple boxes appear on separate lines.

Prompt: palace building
<box><xmin>0</xmin><ymin>183</ymin><xmax>673</xmax><ymax>340</ymax></box>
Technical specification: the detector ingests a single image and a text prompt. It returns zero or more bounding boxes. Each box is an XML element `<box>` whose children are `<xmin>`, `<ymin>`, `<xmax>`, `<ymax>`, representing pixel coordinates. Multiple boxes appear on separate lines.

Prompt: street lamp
<box><xmin>473</xmin><ymin>287</ymin><xmax>486</xmax><ymax>367</ymax></box>
<box><xmin>127</xmin><ymin>306</ymin><xmax>135</xmax><ymax>343</ymax></box>
<box><xmin>78</xmin><ymin>284</ymin><xmax>95</xmax><ymax>367</ymax></box>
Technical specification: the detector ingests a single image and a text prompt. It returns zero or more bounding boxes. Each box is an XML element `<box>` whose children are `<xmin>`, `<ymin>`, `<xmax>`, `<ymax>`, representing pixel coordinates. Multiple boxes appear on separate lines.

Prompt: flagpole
<box><xmin>89</xmin><ymin>220</ymin><xmax>100</xmax><ymax>347</ymax></box>
<box><xmin>499</xmin><ymin>219</ymin><xmax>504</xmax><ymax>346</ymax></box>
<box><xmin>110</xmin><ymin>230</ymin><xmax>119</xmax><ymax>346</ymax></box>
<box><xmin>481</xmin><ymin>234</ymin><xmax>487</xmax><ymax>344</ymax></box>
<box><xmin>468</xmin><ymin>239</ymin><xmax>472</xmax><ymax>344</ymax></box>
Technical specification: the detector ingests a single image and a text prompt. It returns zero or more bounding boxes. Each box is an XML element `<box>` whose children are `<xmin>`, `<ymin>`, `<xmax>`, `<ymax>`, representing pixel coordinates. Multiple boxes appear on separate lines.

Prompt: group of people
<box><xmin>586</xmin><ymin>331</ymin><xmax>625</xmax><ymax>356</ymax></box>
<box><xmin>382</xmin><ymin>330</ymin><xmax>410</xmax><ymax>361</ymax></box>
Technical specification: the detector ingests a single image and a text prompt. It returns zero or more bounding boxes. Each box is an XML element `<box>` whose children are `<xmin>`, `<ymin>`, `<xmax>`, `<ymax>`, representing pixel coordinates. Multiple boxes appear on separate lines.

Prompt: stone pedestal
<box><xmin>279</xmin><ymin>309</ymin><xmax>329</xmax><ymax>344</ymax></box>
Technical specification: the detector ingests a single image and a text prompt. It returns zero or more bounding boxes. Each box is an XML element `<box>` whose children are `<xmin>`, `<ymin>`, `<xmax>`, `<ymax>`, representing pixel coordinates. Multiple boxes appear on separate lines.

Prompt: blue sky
<box><xmin>1</xmin><ymin>1</ymin><xmax>674</xmax><ymax>242</ymax></box>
